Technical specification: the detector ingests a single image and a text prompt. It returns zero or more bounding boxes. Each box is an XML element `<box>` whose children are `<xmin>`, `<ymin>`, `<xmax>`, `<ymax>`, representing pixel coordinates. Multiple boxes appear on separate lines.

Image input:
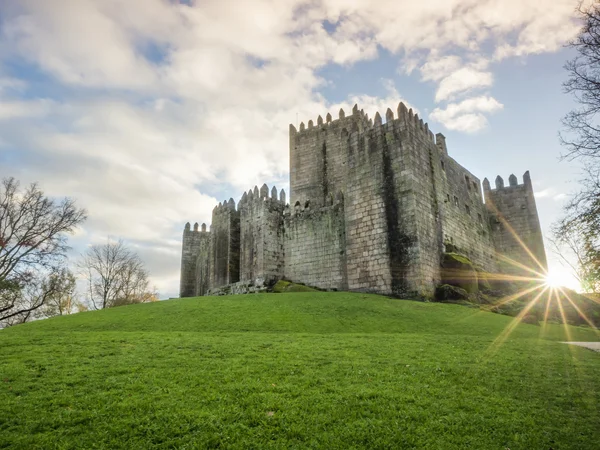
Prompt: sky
<box><xmin>0</xmin><ymin>0</ymin><xmax>590</xmax><ymax>298</ymax></box>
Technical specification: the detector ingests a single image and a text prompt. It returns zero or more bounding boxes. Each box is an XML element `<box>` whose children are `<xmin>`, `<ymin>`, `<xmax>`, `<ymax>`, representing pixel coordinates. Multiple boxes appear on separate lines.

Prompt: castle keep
<box><xmin>180</xmin><ymin>103</ymin><xmax>547</xmax><ymax>298</ymax></box>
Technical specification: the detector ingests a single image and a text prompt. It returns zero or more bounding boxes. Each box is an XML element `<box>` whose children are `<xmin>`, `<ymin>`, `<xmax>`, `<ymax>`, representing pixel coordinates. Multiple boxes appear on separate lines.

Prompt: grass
<box><xmin>0</xmin><ymin>292</ymin><xmax>599</xmax><ymax>449</ymax></box>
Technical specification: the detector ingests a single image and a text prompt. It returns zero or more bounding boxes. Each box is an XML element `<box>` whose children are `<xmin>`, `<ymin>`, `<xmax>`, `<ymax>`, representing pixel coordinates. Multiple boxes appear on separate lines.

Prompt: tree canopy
<box><xmin>0</xmin><ymin>177</ymin><xmax>86</xmax><ymax>325</ymax></box>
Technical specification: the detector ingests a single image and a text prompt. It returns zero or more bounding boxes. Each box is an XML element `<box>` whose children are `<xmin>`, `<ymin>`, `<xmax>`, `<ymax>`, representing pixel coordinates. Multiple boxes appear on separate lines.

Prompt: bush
<box><xmin>520</xmin><ymin>314</ymin><xmax>540</xmax><ymax>326</ymax></box>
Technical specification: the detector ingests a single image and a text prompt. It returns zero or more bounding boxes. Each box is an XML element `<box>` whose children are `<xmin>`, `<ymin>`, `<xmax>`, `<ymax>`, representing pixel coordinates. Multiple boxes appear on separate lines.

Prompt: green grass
<box><xmin>1</xmin><ymin>292</ymin><xmax>599</xmax><ymax>449</ymax></box>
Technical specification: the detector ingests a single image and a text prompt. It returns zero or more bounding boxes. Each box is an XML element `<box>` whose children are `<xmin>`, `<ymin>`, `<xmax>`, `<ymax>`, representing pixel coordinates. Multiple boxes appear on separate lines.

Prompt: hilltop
<box><xmin>1</xmin><ymin>292</ymin><xmax>599</xmax><ymax>449</ymax></box>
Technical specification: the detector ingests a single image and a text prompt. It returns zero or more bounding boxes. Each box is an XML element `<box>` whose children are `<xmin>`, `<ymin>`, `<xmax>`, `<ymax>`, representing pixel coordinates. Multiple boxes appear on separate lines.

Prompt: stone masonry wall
<box><xmin>433</xmin><ymin>136</ymin><xmax>498</xmax><ymax>273</ymax></box>
<box><xmin>239</xmin><ymin>184</ymin><xmax>286</xmax><ymax>286</ymax></box>
<box><xmin>194</xmin><ymin>223</ymin><xmax>211</xmax><ymax>296</ymax></box>
<box><xmin>290</xmin><ymin>108</ymin><xmax>371</xmax><ymax>208</ymax></box>
<box><xmin>284</xmin><ymin>200</ymin><xmax>346</xmax><ymax>290</ymax></box>
<box><xmin>383</xmin><ymin>105</ymin><xmax>438</xmax><ymax>297</ymax></box>
<box><xmin>210</xmin><ymin>199</ymin><xmax>240</xmax><ymax>288</ymax></box>
<box><xmin>484</xmin><ymin>172</ymin><xmax>547</xmax><ymax>275</ymax></box>
<box><xmin>344</xmin><ymin>121</ymin><xmax>393</xmax><ymax>295</ymax></box>
<box><xmin>179</xmin><ymin>222</ymin><xmax>204</xmax><ymax>297</ymax></box>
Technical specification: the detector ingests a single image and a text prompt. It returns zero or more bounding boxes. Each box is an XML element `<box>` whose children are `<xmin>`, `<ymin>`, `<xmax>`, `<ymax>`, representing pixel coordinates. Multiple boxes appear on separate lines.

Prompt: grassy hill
<box><xmin>1</xmin><ymin>292</ymin><xmax>599</xmax><ymax>449</ymax></box>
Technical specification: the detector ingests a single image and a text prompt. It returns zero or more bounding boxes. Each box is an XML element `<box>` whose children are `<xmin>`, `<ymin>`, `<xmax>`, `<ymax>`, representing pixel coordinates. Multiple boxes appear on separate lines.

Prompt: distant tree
<box><xmin>0</xmin><ymin>177</ymin><xmax>86</xmax><ymax>325</ymax></box>
<box><xmin>39</xmin><ymin>267</ymin><xmax>79</xmax><ymax>317</ymax></box>
<box><xmin>556</xmin><ymin>1</ymin><xmax>600</xmax><ymax>292</ymax></box>
<box><xmin>551</xmin><ymin>212</ymin><xmax>600</xmax><ymax>293</ymax></box>
<box><xmin>80</xmin><ymin>239</ymin><xmax>158</xmax><ymax>309</ymax></box>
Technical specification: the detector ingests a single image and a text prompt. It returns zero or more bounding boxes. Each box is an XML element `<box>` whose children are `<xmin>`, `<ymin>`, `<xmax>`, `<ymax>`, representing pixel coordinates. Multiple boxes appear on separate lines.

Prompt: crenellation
<box><xmin>181</xmin><ymin>102</ymin><xmax>547</xmax><ymax>298</ymax></box>
<box><xmin>495</xmin><ymin>175</ymin><xmax>504</xmax><ymax>189</ymax></box>
<box><xmin>260</xmin><ymin>183</ymin><xmax>269</xmax><ymax>199</ymax></box>
<box><xmin>386</xmin><ymin>108</ymin><xmax>394</xmax><ymax>122</ymax></box>
<box><xmin>374</xmin><ymin>111</ymin><xmax>382</xmax><ymax>126</ymax></box>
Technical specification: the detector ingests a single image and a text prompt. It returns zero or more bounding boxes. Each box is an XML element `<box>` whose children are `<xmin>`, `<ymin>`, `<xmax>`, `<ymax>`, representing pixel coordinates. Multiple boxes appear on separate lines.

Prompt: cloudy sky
<box><xmin>0</xmin><ymin>0</ymin><xmax>588</xmax><ymax>297</ymax></box>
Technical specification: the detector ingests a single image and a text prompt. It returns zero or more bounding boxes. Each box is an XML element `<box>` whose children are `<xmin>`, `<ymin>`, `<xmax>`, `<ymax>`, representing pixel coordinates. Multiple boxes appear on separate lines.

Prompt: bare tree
<box><xmin>555</xmin><ymin>2</ymin><xmax>600</xmax><ymax>292</ymax></box>
<box><xmin>0</xmin><ymin>177</ymin><xmax>86</xmax><ymax>324</ymax></box>
<box><xmin>561</xmin><ymin>1</ymin><xmax>600</xmax><ymax>160</ymax></box>
<box><xmin>80</xmin><ymin>239</ymin><xmax>157</xmax><ymax>309</ymax></box>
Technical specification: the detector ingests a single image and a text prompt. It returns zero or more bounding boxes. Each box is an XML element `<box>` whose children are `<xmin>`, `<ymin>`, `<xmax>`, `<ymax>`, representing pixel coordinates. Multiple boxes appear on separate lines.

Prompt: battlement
<box><xmin>483</xmin><ymin>171</ymin><xmax>533</xmax><ymax>192</ymax></box>
<box><xmin>238</xmin><ymin>183</ymin><xmax>286</xmax><ymax>210</ymax></box>
<box><xmin>183</xmin><ymin>222</ymin><xmax>208</xmax><ymax>233</ymax></box>
<box><xmin>284</xmin><ymin>191</ymin><xmax>344</xmax><ymax>218</ymax></box>
<box><xmin>211</xmin><ymin>198</ymin><xmax>238</xmax><ymax>216</ymax></box>
<box><xmin>289</xmin><ymin>102</ymin><xmax>435</xmax><ymax>144</ymax></box>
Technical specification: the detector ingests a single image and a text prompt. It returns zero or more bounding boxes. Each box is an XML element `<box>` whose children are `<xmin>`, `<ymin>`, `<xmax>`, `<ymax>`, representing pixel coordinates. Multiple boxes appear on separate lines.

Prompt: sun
<box><xmin>544</xmin><ymin>267</ymin><xmax>579</xmax><ymax>290</ymax></box>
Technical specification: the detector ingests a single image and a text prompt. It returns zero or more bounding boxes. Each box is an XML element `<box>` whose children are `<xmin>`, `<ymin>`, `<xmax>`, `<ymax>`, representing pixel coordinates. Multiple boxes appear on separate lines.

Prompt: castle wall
<box><xmin>378</xmin><ymin>106</ymin><xmax>439</xmax><ymax>297</ymax></box>
<box><xmin>210</xmin><ymin>200</ymin><xmax>240</xmax><ymax>288</ymax></box>
<box><xmin>343</xmin><ymin>123</ymin><xmax>394</xmax><ymax>294</ymax></box>
<box><xmin>284</xmin><ymin>200</ymin><xmax>346</xmax><ymax>290</ymax></box>
<box><xmin>180</xmin><ymin>222</ymin><xmax>204</xmax><ymax>298</ymax></box>
<box><xmin>239</xmin><ymin>184</ymin><xmax>285</xmax><ymax>286</ymax></box>
<box><xmin>194</xmin><ymin>224</ymin><xmax>211</xmax><ymax>296</ymax></box>
<box><xmin>434</xmin><ymin>137</ymin><xmax>497</xmax><ymax>272</ymax></box>
<box><xmin>289</xmin><ymin>109</ymin><xmax>366</xmax><ymax>208</ymax></box>
<box><xmin>484</xmin><ymin>172</ymin><xmax>547</xmax><ymax>276</ymax></box>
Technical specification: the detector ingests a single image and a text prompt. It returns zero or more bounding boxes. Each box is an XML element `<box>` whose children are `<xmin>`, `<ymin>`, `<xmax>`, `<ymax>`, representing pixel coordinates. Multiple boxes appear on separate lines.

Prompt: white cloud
<box><xmin>534</xmin><ymin>188</ymin><xmax>555</xmax><ymax>199</ymax></box>
<box><xmin>435</xmin><ymin>67</ymin><xmax>493</xmax><ymax>102</ymax></box>
<box><xmin>419</xmin><ymin>55</ymin><xmax>463</xmax><ymax>82</ymax></box>
<box><xmin>429</xmin><ymin>96</ymin><xmax>503</xmax><ymax>132</ymax></box>
<box><xmin>0</xmin><ymin>99</ymin><xmax>54</xmax><ymax>120</ymax></box>
<box><xmin>553</xmin><ymin>193</ymin><xmax>567</xmax><ymax>201</ymax></box>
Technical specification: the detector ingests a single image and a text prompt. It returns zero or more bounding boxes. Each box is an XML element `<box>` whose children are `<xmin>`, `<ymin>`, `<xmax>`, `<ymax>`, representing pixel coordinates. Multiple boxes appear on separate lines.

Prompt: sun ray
<box><xmin>483</xmin><ymin>269</ymin><xmax>545</xmax><ymax>284</ymax></box>
<box><xmin>486</xmin><ymin>202</ymin><xmax>548</xmax><ymax>274</ymax></box>
<box><xmin>494</xmin><ymin>252</ymin><xmax>547</xmax><ymax>279</ymax></box>
<box><xmin>554</xmin><ymin>289</ymin><xmax>574</xmax><ymax>343</ymax></box>
<box><xmin>558</xmin><ymin>286</ymin><xmax>599</xmax><ymax>333</ymax></box>
<box><xmin>484</xmin><ymin>285</ymin><xmax>549</xmax><ymax>359</ymax></box>
<box><xmin>541</xmin><ymin>286</ymin><xmax>554</xmax><ymax>331</ymax></box>
<box><xmin>492</xmin><ymin>284</ymin><xmax>545</xmax><ymax>308</ymax></box>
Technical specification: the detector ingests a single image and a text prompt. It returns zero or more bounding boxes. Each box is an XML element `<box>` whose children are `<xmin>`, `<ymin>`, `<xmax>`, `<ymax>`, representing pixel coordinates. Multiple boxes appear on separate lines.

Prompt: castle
<box><xmin>180</xmin><ymin>103</ymin><xmax>547</xmax><ymax>298</ymax></box>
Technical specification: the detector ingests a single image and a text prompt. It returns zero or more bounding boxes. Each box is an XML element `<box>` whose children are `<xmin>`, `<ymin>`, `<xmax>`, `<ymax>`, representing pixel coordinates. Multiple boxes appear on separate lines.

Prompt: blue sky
<box><xmin>0</xmin><ymin>0</ymin><xmax>588</xmax><ymax>296</ymax></box>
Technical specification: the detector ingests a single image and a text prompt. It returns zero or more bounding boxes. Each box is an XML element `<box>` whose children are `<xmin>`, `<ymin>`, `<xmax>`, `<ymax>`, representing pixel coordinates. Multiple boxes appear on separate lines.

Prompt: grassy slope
<box><xmin>0</xmin><ymin>292</ymin><xmax>599</xmax><ymax>449</ymax></box>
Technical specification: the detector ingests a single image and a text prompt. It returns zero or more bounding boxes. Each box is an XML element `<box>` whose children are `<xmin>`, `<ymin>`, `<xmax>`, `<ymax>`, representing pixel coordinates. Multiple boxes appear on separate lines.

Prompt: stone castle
<box><xmin>180</xmin><ymin>103</ymin><xmax>547</xmax><ymax>298</ymax></box>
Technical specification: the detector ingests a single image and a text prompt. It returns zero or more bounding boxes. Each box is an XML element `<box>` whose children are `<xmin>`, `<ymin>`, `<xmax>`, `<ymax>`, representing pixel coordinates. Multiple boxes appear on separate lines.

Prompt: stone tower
<box><xmin>483</xmin><ymin>172</ymin><xmax>547</xmax><ymax>275</ymax></box>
